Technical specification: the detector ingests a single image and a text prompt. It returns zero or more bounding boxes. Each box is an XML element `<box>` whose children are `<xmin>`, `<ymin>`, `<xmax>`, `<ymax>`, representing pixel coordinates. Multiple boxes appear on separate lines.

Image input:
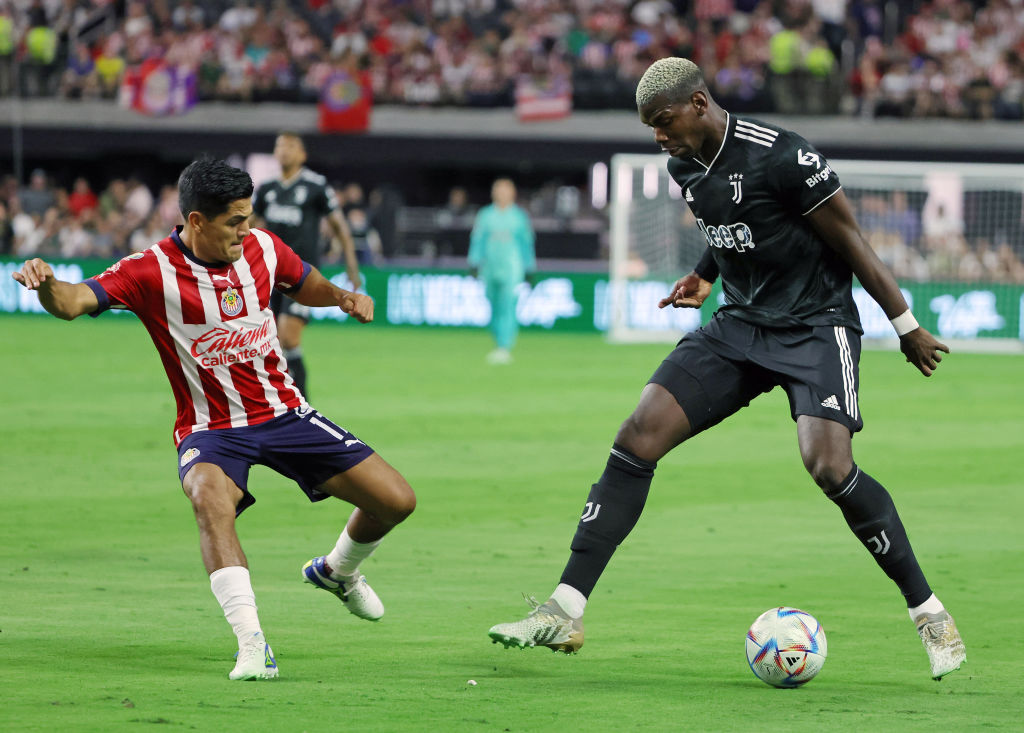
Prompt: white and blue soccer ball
<box><xmin>745</xmin><ymin>607</ymin><xmax>827</xmax><ymax>688</ymax></box>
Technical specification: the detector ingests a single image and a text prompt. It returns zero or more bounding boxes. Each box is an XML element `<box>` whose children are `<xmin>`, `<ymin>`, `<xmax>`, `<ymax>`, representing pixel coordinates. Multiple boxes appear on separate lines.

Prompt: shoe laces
<box><xmin>339</xmin><ymin>574</ymin><xmax>367</xmax><ymax>599</ymax></box>
<box><xmin>522</xmin><ymin>594</ymin><xmax>570</xmax><ymax>629</ymax></box>
<box><xmin>237</xmin><ymin>635</ymin><xmax>266</xmax><ymax>662</ymax></box>
<box><xmin>920</xmin><ymin>620</ymin><xmax>943</xmax><ymax>642</ymax></box>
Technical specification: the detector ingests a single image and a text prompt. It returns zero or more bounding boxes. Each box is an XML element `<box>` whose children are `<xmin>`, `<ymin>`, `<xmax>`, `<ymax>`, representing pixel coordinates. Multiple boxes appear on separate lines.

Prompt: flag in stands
<box><xmin>515</xmin><ymin>74</ymin><xmax>572</xmax><ymax>122</ymax></box>
<box><xmin>318</xmin><ymin>70</ymin><xmax>373</xmax><ymax>133</ymax></box>
<box><xmin>120</xmin><ymin>59</ymin><xmax>197</xmax><ymax>117</ymax></box>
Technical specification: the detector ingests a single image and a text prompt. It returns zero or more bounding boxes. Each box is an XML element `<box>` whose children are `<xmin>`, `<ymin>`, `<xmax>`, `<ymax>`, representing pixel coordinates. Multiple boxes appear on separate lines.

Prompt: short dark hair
<box><xmin>178</xmin><ymin>156</ymin><xmax>254</xmax><ymax>221</ymax></box>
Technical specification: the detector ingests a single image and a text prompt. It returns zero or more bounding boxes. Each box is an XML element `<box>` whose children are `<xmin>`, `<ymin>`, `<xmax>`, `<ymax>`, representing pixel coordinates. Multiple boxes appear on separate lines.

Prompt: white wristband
<box><xmin>890</xmin><ymin>309</ymin><xmax>919</xmax><ymax>337</ymax></box>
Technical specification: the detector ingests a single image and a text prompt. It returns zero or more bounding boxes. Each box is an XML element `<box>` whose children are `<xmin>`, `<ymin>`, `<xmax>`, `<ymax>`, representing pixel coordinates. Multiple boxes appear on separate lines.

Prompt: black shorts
<box><xmin>270</xmin><ymin>289</ymin><xmax>312</xmax><ymax>322</ymax></box>
<box><xmin>649</xmin><ymin>313</ymin><xmax>863</xmax><ymax>435</ymax></box>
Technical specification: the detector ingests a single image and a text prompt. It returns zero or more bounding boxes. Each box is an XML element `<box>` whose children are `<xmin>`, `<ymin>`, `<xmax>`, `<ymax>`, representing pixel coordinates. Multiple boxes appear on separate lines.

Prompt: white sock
<box><xmin>551</xmin><ymin>583</ymin><xmax>587</xmax><ymax>619</ymax></box>
<box><xmin>210</xmin><ymin>566</ymin><xmax>262</xmax><ymax>645</ymax></box>
<box><xmin>908</xmin><ymin>593</ymin><xmax>945</xmax><ymax>621</ymax></box>
<box><xmin>325</xmin><ymin>527</ymin><xmax>381</xmax><ymax>580</ymax></box>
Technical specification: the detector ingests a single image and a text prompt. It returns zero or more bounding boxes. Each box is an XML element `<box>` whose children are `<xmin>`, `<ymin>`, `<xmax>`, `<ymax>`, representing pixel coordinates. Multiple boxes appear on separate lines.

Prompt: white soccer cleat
<box><xmin>302</xmin><ymin>556</ymin><xmax>384</xmax><ymax>621</ymax></box>
<box><xmin>229</xmin><ymin>631</ymin><xmax>278</xmax><ymax>681</ymax></box>
<box><xmin>488</xmin><ymin>596</ymin><xmax>584</xmax><ymax>654</ymax></box>
<box><xmin>915</xmin><ymin>609</ymin><xmax>966</xmax><ymax>680</ymax></box>
<box><xmin>486</xmin><ymin>348</ymin><xmax>512</xmax><ymax>364</ymax></box>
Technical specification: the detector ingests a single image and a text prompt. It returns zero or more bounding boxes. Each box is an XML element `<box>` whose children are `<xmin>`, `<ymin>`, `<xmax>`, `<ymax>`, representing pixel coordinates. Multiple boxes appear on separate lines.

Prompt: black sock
<box><xmin>287</xmin><ymin>353</ymin><xmax>307</xmax><ymax>397</ymax></box>
<box><xmin>559</xmin><ymin>444</ymin><xmax>655</xmax><ymax>598</ymax></box>
<box><xmin>828</xmin><ymin>465</ymin><xmax>932</xmax><ymax>607</ymax></box>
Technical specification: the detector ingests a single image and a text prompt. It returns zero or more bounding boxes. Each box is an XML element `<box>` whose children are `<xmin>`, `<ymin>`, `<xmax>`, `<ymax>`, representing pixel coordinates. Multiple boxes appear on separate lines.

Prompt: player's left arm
<box><xmin>326</xmin><ymin>209</ymin><xmax>362</xmax><ymax>291</ymax></box>
<box><xmin>519</xmin><ymin>209</ymin><xmax>537</xmax><ymax>283</ymax></box>
<box><xmin>806</xmin><ymin>190</ymin><xmax>949</xmax><ymax>376</ymax></box>
<box><xmin>290</xmin><ymin>266</ymin><xmax>373</xmax><ymax>323</ymax></box>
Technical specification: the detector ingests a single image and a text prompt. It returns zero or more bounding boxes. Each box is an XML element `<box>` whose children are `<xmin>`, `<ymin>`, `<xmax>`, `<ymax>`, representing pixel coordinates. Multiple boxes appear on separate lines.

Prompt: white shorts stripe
<box><xmin>833</xmin><ymin>326</ymin><xmax>858</xmax><ymax>420</ymax></box>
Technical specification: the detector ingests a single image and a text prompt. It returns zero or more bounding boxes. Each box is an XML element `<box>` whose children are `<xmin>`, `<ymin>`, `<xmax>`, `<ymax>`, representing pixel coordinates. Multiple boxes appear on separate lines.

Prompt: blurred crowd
<box><xmin>0</xmin><ymin>0</ymin><xmax>1022</xmax><ymax>119</ymax></box>
<box><xmin>0</xmin><ymin>168</ymin><xmax>395</xmax><ymax>265</ymax></box>
<box><xmin>3</xmin><ymin>165</ymin><xmax>1023</xmax><ymax>284</ymax></box>
<box><xmin>852</xmin><ymin>190</ymin><xmax>1024</xmax><ymax>283</ymax></box>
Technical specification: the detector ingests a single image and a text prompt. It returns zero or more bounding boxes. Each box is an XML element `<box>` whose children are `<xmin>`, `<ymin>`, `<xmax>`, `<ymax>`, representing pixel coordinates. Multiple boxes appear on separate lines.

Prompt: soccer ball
<box><xmin>745</xmin><ymin>607</ymin><xmax>827</xmax><ymax>688</ymax></box>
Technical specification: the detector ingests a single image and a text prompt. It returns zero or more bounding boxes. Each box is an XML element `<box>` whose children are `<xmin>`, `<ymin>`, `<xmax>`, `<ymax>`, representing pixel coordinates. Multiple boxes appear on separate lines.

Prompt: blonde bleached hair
<box><xmin>635</xmin><ymin>57</ymin><xmax>705</xmax><ymax>110</ymax></box>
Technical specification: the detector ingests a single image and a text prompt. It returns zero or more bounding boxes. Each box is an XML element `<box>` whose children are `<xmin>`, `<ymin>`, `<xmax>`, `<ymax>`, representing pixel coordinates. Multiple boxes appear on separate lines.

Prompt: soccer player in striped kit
<box><xmin>12</xmin><ymin>157</ymin><xmax>415</xmax><ymax>681</ymax></box>
<box><xmin>487</xmin><ymin>57</ymin><xmax>966</xmax><ymax>681</ymax></box>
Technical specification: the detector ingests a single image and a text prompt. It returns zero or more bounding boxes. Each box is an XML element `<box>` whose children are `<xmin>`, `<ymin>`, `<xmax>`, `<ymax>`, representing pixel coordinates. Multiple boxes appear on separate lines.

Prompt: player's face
<box><xmin>492</xmin><ymin>179</ymin><xmax>516</xmax><ymax>207</ymax></box>
<box><xmin>273</xmin><ymin>135</ymin><xmax>306</xmax><ymax>171</ymax></box>
<box><xmin>195</xmin><ymin>198</ymin><xmax>252</xmax><ymax>263</ymax></box>
<box><xmin>639</xmin><ymin>93</ymin><xmax>706</xmax><ymax>159</ymax></box>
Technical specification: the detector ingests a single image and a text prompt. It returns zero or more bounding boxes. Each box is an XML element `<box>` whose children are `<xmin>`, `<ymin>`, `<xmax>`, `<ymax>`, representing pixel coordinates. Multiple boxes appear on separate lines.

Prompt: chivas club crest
<box><xmin>220</xmin><ymin>286</ymin><xmax>243</xmax><ymax>316</ymax></box>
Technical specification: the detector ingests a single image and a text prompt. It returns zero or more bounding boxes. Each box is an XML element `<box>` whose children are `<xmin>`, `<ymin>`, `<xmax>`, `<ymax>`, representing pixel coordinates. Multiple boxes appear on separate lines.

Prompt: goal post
<box><xmin>607</xmin><ymin>154</ymin><xmax>1024</xmax><ymax>349</ymax></box>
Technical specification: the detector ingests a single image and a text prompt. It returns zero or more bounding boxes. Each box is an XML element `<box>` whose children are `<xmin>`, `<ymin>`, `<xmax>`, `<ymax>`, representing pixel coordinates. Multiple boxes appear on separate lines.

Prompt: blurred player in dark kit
<box><xmin>253</xmin><ymin>132</ymin><xmax>362</xmax><ymax>396</ymax></box>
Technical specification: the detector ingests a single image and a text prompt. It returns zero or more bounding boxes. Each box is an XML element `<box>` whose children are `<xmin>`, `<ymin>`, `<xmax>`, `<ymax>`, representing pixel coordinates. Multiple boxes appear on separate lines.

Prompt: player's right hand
<box><xmin>339</xmin><ymin>291</ymin><xmax>374</xmax><ymax>323</ymax></box>
<box><xmin>658</xmin><ymin>272</ymin><xmax>712</xmax><ymax>309</ymax></box>
<box><xmin>12</xmin><ymin>258</ymin><xmax>55</xmax><ymax>290</ymax></box>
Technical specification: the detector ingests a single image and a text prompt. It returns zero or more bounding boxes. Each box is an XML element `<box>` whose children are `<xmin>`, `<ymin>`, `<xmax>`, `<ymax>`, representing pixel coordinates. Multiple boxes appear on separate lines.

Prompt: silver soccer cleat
<box><xmin>915</xmin><ymin>609</ymin><xmax>966</xmax><ymax>680</ymax></box>
<box><xmin>488</xmin><ymin>596</ymin><xmax>584</xmax><ymax>654</ymax></box>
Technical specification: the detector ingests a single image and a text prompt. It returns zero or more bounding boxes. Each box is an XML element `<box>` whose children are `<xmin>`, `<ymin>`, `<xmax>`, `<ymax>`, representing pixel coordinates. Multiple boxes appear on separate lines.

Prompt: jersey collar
<box><xmin>278</xmin><ymin>166</ymin><xmax>307</xmax><ymax>188</ymax></box>
<box><xmin>170</xmin><ymin>225</ymin><xmax>234</xmax><ymax>269</ymax></box>
<box><xmin>691</xmin><ymin>112</ymin><xmax>731</xmax><ymax>175</ymax></box>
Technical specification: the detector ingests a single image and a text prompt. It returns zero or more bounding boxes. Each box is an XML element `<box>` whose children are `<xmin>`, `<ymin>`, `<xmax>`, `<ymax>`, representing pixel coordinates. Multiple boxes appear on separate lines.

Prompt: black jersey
<box><xmin>252</xmin><ymin>168</ymin><xmax>339</xmax><ymax>266</ymax></box>
<box><xmin>668</xmin><ymin>114</ymin><xmax>861</xmax><ymax>332</ymax></box>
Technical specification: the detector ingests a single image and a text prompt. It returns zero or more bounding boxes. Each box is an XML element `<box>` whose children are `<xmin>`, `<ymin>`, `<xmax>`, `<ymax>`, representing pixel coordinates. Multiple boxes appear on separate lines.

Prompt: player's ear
<box><xmin>187</xmin><ymin>210</ymin><xmax>206</xmax><ymax>232</ymax></box>
<box><xmin>690</xmin><ymin>89</ymin><xmax>708</xmax><ymax>115</ymax></box>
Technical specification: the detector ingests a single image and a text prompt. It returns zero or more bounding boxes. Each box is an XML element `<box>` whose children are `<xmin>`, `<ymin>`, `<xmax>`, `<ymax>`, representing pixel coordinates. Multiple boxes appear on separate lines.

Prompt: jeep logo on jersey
<box><xmin>695</xmin><ymin>218</ymin><xmax>755</xmax><ymax>252</ymax></box>
<box><xmin>265</xmin><ymin>202</ymin><xmax>303</xmax><ymax>226</ymax></box>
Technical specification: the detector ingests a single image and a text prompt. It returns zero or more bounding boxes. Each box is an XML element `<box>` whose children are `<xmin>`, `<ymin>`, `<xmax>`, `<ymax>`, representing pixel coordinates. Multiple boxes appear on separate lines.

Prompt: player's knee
<box><xmin>615</xmin><ymin>415</ymin><xmax>664</xmax><ymax>463</ymax></box>
<box><xmin>183</xmin><ymin>471</ymin><xmax>240</xmax><ymax>519</ymax></box>
<box><xmin>803</xmin><ymin>454</ymin><xmax>850</xmax><ymax>494</ymax></box>
<box><xmin>380</xmin><ymin>482</ymin><xmax>416</xmax><ymax>526</ymax></box>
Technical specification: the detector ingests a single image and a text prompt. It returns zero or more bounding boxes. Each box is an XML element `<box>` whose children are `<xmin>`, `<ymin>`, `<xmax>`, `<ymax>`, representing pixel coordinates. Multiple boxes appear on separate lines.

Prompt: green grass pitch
<box><xmin>2</xmin><ymin>315</ymin><xmax>1021</xmax><ymax>732</ymax></box>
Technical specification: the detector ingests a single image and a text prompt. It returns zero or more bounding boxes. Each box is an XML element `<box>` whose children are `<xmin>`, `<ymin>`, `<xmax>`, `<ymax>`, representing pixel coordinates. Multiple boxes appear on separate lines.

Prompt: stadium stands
<box><xmin>0</xmin><ymin>0</ymin><xmax>1021</xmax><ymax>119</ymax></box>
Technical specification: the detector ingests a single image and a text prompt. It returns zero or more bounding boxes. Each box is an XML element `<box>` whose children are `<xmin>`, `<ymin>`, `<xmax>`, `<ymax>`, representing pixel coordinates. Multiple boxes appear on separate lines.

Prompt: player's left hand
<box><xmin>899</xmin><ymin>327</ymin><xmax>949</xmax><ymax>377</ymax></box>
<box><xmin>339</xmin><ymin>291</ymin><xmax>374</xmax><ymax>323</ymax></box>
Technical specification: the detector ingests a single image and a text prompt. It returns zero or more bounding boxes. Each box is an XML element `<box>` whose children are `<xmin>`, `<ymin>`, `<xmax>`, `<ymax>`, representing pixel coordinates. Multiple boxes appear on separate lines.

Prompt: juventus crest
<box><xmin>729</xmin><ymin>173</ymin><xmax>744</xmax><ymax>204</ymax></box>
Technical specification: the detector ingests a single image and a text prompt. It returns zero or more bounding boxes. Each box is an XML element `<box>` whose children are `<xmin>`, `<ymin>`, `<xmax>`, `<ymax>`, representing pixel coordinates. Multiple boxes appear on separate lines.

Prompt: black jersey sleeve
<box><xmin>315</xmin><ymin>181</ymin><xmax>341</xmax><ymax>216</ymax></box>
<box><xmin>693</xmin><ymin>247</ymin><xmax>719</xmax><ymax>282</ymax></box>
<box><xmin>772</xmin><ymin>132</ymin><xmax>842</xmax><ymax>216</ymax></box>
<box><xmin>252</xmin><ymin>183</ymin><xmax>268</xmax><ymax>217</ymax></box>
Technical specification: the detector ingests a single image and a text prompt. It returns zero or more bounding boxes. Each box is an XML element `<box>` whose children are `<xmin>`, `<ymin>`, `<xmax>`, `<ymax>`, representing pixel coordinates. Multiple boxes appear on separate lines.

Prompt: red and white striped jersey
<box><xmin>85</xmin><ymin>227</ymin><xmax>312</xmax><ymax>446</ymax></box>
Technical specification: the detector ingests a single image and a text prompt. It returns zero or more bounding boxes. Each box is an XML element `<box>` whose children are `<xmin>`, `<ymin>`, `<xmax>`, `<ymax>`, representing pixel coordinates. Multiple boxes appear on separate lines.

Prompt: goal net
<box><xmin>607</xmin><ymin>155</ymin><xmax>1024</xmax><ymax>347</ymax></box>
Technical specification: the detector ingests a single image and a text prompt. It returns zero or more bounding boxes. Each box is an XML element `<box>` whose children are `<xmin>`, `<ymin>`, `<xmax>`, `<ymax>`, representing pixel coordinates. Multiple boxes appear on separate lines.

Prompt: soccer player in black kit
<box><xmin>488</xmin><ymin>57</ymin><xmax>966</xmax><ymax>680</ymax></box>
<box><xmin>253</xmin><ymin>132</ymin><xmax>362</xmax><ymax>396</ymax></box>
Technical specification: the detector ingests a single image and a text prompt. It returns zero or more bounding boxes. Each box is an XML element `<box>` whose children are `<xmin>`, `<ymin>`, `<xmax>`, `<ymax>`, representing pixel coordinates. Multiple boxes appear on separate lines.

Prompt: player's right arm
<box><xmin>658</xmin><ymin>248</ymin><xmax>716</xmax><ymax>309</ymax></box>
<box><xmin>12</xmin><ymin>258</ymin><xmax>98</xmax><ymax>320</ymax></box>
